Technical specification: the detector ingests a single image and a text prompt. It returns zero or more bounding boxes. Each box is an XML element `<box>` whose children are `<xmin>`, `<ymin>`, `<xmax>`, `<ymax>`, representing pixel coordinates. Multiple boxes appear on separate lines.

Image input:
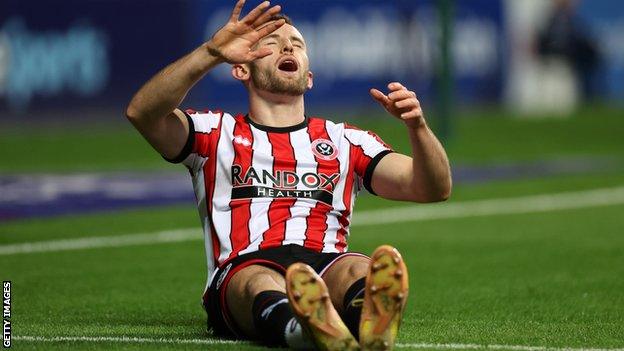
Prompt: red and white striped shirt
<box><xmin>169</xmin><ymin>109</ymin><xmax>392</xmax><ymax>282</ymax></box>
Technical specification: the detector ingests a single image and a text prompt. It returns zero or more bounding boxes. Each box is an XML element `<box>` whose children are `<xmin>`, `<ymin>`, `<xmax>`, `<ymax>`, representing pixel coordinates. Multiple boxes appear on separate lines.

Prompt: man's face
<box><xmin>248</xmin><ymin>23</ymin><xmax>312</xmax><ymax>96</ymax></box>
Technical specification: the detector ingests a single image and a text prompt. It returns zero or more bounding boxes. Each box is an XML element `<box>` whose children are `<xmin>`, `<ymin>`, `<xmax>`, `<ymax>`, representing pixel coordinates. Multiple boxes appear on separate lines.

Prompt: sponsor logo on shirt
<box><xmin>230</xmin><ymin>165</ymin><xmax>340</xmax><ymax>205</ymax></box>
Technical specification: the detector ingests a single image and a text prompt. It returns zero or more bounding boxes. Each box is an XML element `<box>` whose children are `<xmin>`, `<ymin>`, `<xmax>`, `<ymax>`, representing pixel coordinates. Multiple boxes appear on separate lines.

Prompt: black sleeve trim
<box><xmin>363</xmin><ymin>150</ymin><xmax>394</xmax><ymax>195</ymax></box>
<box><xmin>163</xmin><ymin>112</ymin><xmax>195</xmax><ymax>164</ymax></box>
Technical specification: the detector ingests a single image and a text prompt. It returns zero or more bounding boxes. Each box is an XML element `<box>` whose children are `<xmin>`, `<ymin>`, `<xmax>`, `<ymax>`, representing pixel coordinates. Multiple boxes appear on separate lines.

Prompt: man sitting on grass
<box><xmin>126</xmin><ymin>1</ymin><xmax>451</xmax><ymax>349</ymax></box>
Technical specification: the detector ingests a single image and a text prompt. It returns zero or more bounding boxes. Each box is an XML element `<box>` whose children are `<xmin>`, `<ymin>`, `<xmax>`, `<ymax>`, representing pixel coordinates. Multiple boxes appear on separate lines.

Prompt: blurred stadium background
<box><xmin>1</xmin><ymin>0</ymin><xmax>623</xmax><ymax>350</ymax></box>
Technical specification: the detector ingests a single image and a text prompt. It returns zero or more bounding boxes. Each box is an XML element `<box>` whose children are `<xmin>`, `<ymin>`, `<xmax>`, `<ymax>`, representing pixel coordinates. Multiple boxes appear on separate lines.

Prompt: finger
<box><xmin>253</xmin><ymin>5</ymin><xmax>282</xmax><ymax>28</ymax></box>
<box><xmin>241</xmin><ymin>0</ymin><xmax>270</xmax><ymax>25</ymax></box>
<box><xmin>255</xmin><ymin>18</ymin><xmax>286</xmax><ymax>38</ymax></box>
<box><xmin>388</xmin><ymin>89</ymin><xmax>414</xmax><ymax>101</ymax></box>
<box><xmin>249</xmin><ymin>47</ymin><xmax>273</xmax><ymax>60</ymax></box>
<box><xmin>369</xmin><ymin>88</ymin><xmax>391</xmax><ymax>106</ymax></box>
<box><xmin>394</xmin><ymin>98</ymin><xmax>418</xmax><ymax>109</ymax></box>
<box><xmin>230</xmin><ymin>0</ymin><xmax>246</xmax><ymax>22</ymax></box>
<box><xmin>401</xmin><ymin>110</ymin><xmax>421</xmax><ymax>119</ymax></box>
<box><xmin>387</xmin><ymin>82</ymin><xmax>405</xmax><ymax>91</ymax></box>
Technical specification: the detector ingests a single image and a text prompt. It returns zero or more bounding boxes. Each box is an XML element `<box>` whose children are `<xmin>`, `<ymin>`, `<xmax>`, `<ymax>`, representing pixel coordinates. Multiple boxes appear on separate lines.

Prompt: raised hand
<box><xmin>370</xmin><ymin>82</ymin><xmax>425</xmax><ymax>128</ymax></box>
<box><xmin>207</xmin><ymin>0</ymin><xmax>285</xmax><ymax>64</ymax></box>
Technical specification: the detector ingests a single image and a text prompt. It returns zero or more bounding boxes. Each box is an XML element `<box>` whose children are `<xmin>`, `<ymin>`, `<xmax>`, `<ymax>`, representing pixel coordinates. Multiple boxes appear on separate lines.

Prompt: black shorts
<box><xmin>202</xmin><ymin>244</ymin><xmax>369</xmax><ymax>339</ymax></box>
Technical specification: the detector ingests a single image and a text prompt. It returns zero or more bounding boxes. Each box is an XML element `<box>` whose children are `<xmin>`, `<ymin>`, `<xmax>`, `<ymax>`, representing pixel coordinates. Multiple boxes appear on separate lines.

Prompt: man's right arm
<box><xmin>125</xmin><ymin>46</ymin><xmax>224</xmax><ymax>160</ymax></box>
<box><xmin>125</xmin><ymin>0</ymin><xmax>284</xmax><ymax>160</ymax></box>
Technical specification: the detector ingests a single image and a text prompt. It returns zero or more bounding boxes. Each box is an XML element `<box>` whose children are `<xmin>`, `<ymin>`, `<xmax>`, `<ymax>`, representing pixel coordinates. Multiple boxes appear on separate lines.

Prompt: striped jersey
<box><xmin>169</xmin><ymin>109</ymin><xmax>393</xmax><ymax>282</ymax></box>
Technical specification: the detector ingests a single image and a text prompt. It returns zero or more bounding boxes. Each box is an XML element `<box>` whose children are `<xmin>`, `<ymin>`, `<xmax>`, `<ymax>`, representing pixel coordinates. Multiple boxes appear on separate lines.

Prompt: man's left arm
<box><xmin>369</xmin><ymin>82</ymin><xmax>452</xmax><ymax>203</ymax></box>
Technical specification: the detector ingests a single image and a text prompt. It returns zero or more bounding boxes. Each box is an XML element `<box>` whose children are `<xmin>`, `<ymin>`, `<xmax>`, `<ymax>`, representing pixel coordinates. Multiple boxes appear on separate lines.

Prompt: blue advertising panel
<box><xmin>186</xmin><ymin>0</ymin><xmax>504</xmax><ymax>112</ymax></box>
<box><xmin>0</xmin><ymin>0</ymin><xmax>503</xmax><ymax>119</ymax></box>
<box><xmin>0</xmin><ymin>0</ymin><xmax>193</xmax><ymax>116</ymax></box>
<box><xmin>577</xmin><ymin>1</ymin><xmax>624</xmax><ymax>101</ymax></box>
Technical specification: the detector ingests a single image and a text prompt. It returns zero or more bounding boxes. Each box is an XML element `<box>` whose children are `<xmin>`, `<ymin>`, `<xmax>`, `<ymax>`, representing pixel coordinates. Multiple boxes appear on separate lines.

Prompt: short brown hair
<box><xmin>269</xmin><ymin>14</ymin><xmax>293</xmax><ymax>26</ymax></box>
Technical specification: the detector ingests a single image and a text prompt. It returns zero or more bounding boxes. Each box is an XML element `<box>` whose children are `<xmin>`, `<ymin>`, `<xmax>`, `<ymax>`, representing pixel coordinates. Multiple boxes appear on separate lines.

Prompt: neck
<box><xmin>248</xmin><ymin>89</ymin><xmax>305</xmax><ymax>128</ymax></box>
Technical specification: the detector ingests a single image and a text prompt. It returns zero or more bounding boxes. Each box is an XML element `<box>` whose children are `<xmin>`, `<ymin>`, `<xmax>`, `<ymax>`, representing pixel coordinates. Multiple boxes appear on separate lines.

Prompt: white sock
<box><xmin>284</xmin><ymin>317</ymin><xmax>314</xmax><ymax>350</ymax></box>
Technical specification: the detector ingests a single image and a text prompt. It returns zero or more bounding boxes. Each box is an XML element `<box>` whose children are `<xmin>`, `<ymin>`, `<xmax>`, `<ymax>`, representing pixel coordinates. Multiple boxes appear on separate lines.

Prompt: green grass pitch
<box><xmin>1</xmin><ymin>107</ymin><xmax>623</xmax><ymax>350</ymax></box>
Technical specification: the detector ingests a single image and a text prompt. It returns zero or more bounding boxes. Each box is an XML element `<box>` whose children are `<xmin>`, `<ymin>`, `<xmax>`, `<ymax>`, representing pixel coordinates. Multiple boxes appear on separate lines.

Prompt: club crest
<box><xmin>311</xmin><ymin>139</ymin><xmax>338</xmax><ymax>161</ymax></box>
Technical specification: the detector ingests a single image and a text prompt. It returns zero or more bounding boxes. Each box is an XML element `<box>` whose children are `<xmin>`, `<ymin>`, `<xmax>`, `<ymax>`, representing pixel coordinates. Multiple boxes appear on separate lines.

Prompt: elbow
<box><xmin>125</xmin><ymin>103</ymin><xmax>140</xmax><ymax>123</ymax></box>
<box><xmin>433</xmin><ymin>174</ymin><xmax>453</xmax><ymax>202</ymax></box>
<box><xmin>437</xmin><ymin>177</ymin><xmax>453</xmax><ymax>202</ymax></box>
<box><xmin>418</xmin><ymin>190</ymin><xmax>450</xmax><ymax>203</ymax></box>
<box><xmin>125</xmin><ymin>103</ymin><xmax>150</xmax><ymax>130</ymax></box>
<box><xmin>433</xmin><ymin>178</ymin><xmax>453</xmax><ymax>202</ymax></box>
<box><xmin>411</xmin><ymin>178</ymin><xmax>452</xmax><ymax>203</ymax></box>
<box><xmin>125</xmin><ymin>92</ymin><xmax>150</xmax><ymax>123</ymax></box>
<box><xmin>435</xmin><ymin>187</ymin><xmax>452</xmax><ymax>202</ymax></box>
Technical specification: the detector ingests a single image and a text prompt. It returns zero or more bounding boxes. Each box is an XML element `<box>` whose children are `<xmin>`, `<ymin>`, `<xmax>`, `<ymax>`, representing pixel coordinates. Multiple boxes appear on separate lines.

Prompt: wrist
<box><xmin>403</xmin><ymin>117</ymin><xmax>426</xmax><ymax>130</ymax></box>
<box><xmin>203</xmin><ymin>41</ymin><xmax>225</xmax><ymax>64</ymax></box>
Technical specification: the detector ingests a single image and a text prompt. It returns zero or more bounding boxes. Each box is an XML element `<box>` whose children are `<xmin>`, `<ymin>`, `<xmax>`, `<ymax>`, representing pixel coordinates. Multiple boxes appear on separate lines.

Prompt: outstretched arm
<box><xmin>125</xmin><ymin>0</ymin><xmax>284</xmax><ymax>159</ymax></box>
<box><xmin>369</xmin><ymin>82</ymin><xmax>452</xmax><ymax>203</ymax></box>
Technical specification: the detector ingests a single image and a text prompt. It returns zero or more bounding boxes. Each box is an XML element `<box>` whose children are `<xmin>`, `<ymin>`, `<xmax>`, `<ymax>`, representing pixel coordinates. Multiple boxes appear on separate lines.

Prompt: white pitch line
<box><xmin>13</xmin><ymin>335</ymin><xmax>242</xmax><ymax>345</ymax></box>
<box><xmin>395</xmin><ymin>342</ymin><xmax>624</xmax><ymax>351</ymax></box>
<box><xmin>13</xmin><ymin>335</ymin><xmax>624</xmax><ymax>351</ymax></box>
<box><xmin>0</xmin><ymin>228</ymin><xmax>202</xmax><ymax>255</ymax></box>
<box><xmin>351</xmin><ymin>185</ymin><xmax>624</xmax><ymax>226</ymax></box>
<box><xmin>2</xmin><ymin>186</ymin><xmax>624</xmax><ymax>256</ymax></box>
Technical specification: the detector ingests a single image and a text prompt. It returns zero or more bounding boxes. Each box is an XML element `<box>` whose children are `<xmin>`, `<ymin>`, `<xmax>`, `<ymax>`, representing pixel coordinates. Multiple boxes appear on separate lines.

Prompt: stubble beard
<box><xmin>249</xmin><ymin>63</ymin><xmax>308</xmax><ymax>96</ymax></box>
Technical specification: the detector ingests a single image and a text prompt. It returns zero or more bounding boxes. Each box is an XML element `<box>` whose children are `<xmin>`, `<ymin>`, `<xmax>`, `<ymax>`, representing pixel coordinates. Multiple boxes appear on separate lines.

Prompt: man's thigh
<box><xmin>321</xmin><ymin>255</ymin><xmax>370</xmax><ymax>314</ymax></box>
<box><xmin>226</xmin><ymin>264</ymin><xmax>286</xmax><ymax>338</ymax></box>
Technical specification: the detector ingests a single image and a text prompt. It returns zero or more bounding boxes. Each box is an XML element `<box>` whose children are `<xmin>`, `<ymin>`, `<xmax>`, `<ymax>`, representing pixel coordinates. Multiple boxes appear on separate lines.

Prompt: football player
<box><xmin>126</xmin><ymin>1</ymin><xmax>451</xmax><ymax>349</ymax></box>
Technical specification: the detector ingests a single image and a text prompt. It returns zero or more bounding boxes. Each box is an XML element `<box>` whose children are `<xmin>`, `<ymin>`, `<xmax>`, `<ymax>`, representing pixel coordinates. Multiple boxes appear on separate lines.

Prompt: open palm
<box><xmin>208</xmin><ymin>0</ymin><xmax>285</xmax><ymax>64</ymax></box>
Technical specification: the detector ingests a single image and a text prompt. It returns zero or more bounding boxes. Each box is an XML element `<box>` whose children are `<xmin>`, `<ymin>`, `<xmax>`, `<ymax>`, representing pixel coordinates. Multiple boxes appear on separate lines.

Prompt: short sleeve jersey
<box><xmin>169</xmin><ymin>110</ymin><xmax>393</xmax><ymax>282</ymax></box>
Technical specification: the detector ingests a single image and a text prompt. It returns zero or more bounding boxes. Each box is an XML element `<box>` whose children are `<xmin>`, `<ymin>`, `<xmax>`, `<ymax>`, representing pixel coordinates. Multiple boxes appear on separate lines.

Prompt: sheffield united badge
<box><xmin>311</xmin><ymin>139</ymin><xmax>338</xmax><ymax>161</ymax></box>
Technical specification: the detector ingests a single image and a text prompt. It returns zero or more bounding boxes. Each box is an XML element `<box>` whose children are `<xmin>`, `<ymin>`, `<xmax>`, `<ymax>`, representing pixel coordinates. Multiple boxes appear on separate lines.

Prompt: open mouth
<box><xmin>278</xmin><ymin>58</ymin><xmax>298</xmax><ymax>72</ymax></box>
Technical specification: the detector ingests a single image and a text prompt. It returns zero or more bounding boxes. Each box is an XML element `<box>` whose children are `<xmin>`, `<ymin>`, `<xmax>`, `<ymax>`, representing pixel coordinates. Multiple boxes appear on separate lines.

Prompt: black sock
<box><xmin>251</xmin><ymin>290</ymin><xmax>293</xmax><ymax>346</ymax></box>
<box><xmin>341</xmin><ymin>277</ymin><xmax>366</xmax><ymax>340</ymax></box>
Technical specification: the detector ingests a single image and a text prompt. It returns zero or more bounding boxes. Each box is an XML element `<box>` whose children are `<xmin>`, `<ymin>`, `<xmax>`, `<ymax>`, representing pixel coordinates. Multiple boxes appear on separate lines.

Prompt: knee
<box><xmin>347</xmin><ymin>258</ymin><xmax>369</xmax><ymax>279</ymax></box>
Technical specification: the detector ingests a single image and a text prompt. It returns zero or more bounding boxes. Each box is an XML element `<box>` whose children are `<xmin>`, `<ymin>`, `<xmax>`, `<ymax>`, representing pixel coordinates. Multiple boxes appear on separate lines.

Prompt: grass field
<box><xmin>1</xmin><ymin>107</ymin><xmax>624</xmax><ymax>350</ymax></box>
